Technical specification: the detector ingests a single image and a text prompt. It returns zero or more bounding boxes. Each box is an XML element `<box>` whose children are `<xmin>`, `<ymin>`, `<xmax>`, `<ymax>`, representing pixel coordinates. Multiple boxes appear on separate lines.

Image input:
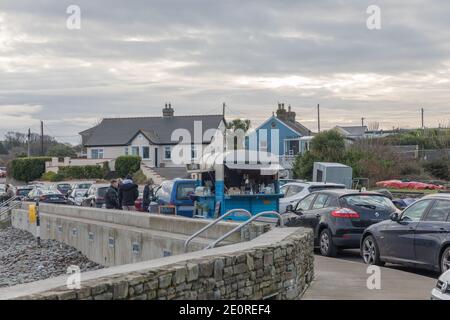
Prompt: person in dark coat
<box><xmin>119</xmin><ymin>175</ymin><xmax>139</xmax><ymax>211</ymax></box>
<box><xmin>104</xmin><ymin>180</ymin><xmax>120</xmax><ymax>209</ymax></box>
<box><xmin>142</xmin><ymin>179</ymin><xmax>154</xmax><ymax>212</ymax></box>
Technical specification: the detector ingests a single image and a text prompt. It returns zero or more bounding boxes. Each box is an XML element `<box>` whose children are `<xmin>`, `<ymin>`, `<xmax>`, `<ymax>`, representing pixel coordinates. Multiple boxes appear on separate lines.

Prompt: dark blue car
<box><xmin>361</xmin><ymin>193</ymin><xmax>450</xmax><ymax>274</ymax></box>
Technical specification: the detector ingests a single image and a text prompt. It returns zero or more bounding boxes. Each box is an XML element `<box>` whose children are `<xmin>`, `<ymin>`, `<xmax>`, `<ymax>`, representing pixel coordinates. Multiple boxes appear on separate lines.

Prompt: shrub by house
<box><xmin>115</xmin><ymin>155</ymin><xmax>141</xmax><ymax>178</ymax></box>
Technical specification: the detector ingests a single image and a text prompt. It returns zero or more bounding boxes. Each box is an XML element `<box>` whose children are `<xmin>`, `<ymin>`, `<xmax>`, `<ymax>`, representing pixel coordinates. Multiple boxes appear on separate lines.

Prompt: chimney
<box><xmin>276</xmin><ymin>102</ymin><xmax>287</xmax><ymax>121</ymax></box>
<box><xmin>163</xmin><ymin>102</ymin><xmax>174</xmax><ymax>117</ymax></box>
<box><xmin>286</xmin><ymin>104</ymin><xmax>296</xmax><ymax>122</ymax></box>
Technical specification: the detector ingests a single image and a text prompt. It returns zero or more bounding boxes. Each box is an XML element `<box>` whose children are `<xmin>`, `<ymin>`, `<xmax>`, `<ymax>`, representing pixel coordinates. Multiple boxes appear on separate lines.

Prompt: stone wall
<box><xmin>12</xmin><ymin>203</ymin><xmax>268</xmax><ymax>267</ymax></box>
<box><xmin>5</xmin><ymin>227</ymin><xmax>314</xmax><ymax>300</ymax></box>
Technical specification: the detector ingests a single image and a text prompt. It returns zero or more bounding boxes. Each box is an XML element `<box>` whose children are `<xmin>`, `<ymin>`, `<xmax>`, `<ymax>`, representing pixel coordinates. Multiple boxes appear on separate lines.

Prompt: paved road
<box><xmin>303</xmin><ymin>250</ymin><xmax>438</xmax><ymax>300</ymax></box>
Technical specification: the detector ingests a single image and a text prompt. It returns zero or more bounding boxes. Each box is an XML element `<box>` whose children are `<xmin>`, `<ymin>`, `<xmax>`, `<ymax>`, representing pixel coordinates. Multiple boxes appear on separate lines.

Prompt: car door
<box><xmin>414</xmin><ymin>199</ymin><xmax>450</xmax><ymax>268</ymax></box>
<box><xmin>301</xmin><ymin>193</ymin><xmax>330</xmax><ymax>238</ymax></box>
<box><xmin>287</xmin><ymin>193</ymin><xmax>317</xmax><ymax>228</ymax></box>
<box><xmin>379</xmin><ymin>199</ymin><xmax>433</xmax><ymax>262</ymax></box>
<box><xmin>280</xmin><ymin>184</ymin><xmax>306</xmax><ymax>212</ymax></box>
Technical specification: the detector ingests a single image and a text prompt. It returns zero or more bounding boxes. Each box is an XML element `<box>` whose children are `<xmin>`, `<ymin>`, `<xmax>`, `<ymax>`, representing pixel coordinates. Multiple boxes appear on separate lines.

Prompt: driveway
<box><xmin>303</xmin><ymin>252</ymin><xmax>438</xmax><ymax>300</ymax></box>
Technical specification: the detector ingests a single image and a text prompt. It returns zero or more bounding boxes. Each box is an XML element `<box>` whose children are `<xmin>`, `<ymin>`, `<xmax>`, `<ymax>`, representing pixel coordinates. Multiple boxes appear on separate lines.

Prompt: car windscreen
<box><xmin>77</xmin><ymin>184</ymin><xmax>92</xmax><ymax>189</ymax></box>
<box><xmin>97</xmin><ymin>187</ymin><xmax>108</xmax><ymax>198</ymax></box>
<box><xmin>176</xmin><ymin>183</ymin><xmax>196</xmax><ymax>200</ymax></box>
<box><xmin>17</xmin><ymin>189</ymin><xmax>33</xmax><ymax>196</ymax></box>
<box><xmin>340</xmin><ymin>194</ymin><xmax>396</xmax><ymax>211</ymax></box>
<box><xmin>42</xmin><ymin>189</ymin><xmax>62</xmax><ymax>195</ymax></box>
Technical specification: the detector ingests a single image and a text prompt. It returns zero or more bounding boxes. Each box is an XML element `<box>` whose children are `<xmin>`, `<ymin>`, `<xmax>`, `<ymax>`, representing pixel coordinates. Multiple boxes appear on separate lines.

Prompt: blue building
<box><xmin>246</xmin><ymin>103</ymin><xmax>314</xmax><ymax>177</ymax></box>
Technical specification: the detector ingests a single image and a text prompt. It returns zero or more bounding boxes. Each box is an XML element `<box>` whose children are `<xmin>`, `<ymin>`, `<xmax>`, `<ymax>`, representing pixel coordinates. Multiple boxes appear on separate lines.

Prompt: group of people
<box><xmin>104</xmin><ymin>175</ymin><xmax>154</xmax><ymax>211</ymax></box>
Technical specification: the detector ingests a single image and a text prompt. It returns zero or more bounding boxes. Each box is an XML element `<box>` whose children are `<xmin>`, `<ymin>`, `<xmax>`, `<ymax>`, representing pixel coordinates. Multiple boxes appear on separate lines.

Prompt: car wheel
<box><xmin>319</xmin><ymin>229</ymin><xmax>337</xmax><ymax>257</ymax></box>
<box><xmin>362</xmin><ymin>235</ymin><xmax>384</xmax><ymax>266</ymax></box>
<box><xmin>440</xmin><ymin>246</ymin><xmax>450</xmax><ymax>274</ymax></box>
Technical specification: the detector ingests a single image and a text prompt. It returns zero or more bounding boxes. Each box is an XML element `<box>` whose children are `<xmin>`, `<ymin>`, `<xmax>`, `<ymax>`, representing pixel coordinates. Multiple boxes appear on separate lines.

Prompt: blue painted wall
<box><xmin>246</xmin><ymin>116</ymin><xmax>302</xmax><ymax>155</ymax></box>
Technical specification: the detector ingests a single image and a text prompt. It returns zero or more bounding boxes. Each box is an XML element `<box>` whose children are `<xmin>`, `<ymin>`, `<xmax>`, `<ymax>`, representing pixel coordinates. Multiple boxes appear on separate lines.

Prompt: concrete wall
<box><xmin>11</xmin><ymin>203</ymin><xmax>268</xmax><ymax>267</ymax></box>
<box><xmin>0</xmin><ymin>227</ymin><xmax>314</xmax><ymax>300</ymax></box>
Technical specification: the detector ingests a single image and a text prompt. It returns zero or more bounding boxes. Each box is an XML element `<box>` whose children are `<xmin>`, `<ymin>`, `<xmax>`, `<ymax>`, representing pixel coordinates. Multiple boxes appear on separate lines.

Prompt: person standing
<box><xmin>105</xmin><ymin>180</ymin><xmax>120</xmax><ymax>209</ymax></box>
<box><xmin>5</xmin><ymin>184</ymin><xmax>15</xmax><ymax>199</ymax></box>
<box><xmin>119</xmin><ymin>175</ymin><xmax>139</xmax><ymax>211</ymax></box>
<box><xmin>142</xmin><ymin>179</ymin><xmax>154</xmax><ymax>212</ymax></box>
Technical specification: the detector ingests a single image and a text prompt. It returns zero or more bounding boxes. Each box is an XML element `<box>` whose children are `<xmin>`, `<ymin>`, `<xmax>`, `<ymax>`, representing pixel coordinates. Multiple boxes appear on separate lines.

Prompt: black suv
<box><xmin>285</xmin><ymin>189</ymin><xmax>398</xmax><ymax>257</ymax></box>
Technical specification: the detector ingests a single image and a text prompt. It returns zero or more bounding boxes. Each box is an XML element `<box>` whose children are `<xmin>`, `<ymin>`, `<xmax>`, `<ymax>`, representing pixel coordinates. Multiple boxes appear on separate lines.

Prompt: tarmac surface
<box><xmin>303</xmin><ymin>249</ymin><xmax>438</xmax><ymax>300</ymax></box>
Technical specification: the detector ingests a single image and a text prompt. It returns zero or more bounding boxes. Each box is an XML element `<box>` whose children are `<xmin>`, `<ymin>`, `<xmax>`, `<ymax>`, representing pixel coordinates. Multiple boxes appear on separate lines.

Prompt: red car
<box><xmin>0</xmin><ymin>169</ymin><xmax>6</xmax><ymax>178</ymax></box>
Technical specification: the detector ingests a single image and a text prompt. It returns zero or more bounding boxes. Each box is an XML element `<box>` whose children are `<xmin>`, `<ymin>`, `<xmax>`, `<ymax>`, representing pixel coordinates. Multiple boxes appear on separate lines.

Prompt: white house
<box><xmin>79</xmin><ymin>104</ymin><xmax>225</xmax><ymax>179</ymax></box>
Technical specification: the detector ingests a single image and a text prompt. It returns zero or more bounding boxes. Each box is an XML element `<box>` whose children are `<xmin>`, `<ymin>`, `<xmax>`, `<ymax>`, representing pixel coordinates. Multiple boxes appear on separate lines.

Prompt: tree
<box><xmin>226</xmin><ymin>119</ymin><xmax>251</xmax><ymax>132</ymax></box>
<box><xmin>292</xmin><ymin>130</ymin><xmax>346</xmax><ymax>179</ymax></box>
<box><xmin>0</xmin><ymin>142</ymin><xmax>8</xmax><ymax>155</ymax></box>
<box><xmin>46</xmin><ymin>144</ymin><xmax>77</xmax><ymax>157</ymax></box>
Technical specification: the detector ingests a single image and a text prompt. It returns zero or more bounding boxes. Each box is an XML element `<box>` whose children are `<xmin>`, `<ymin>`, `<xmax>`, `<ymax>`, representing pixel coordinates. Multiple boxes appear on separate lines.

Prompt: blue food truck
<box><xmin>187</xmin><ymin>150</ymin><xmax>284</xmax><ymax>220</ymax></box>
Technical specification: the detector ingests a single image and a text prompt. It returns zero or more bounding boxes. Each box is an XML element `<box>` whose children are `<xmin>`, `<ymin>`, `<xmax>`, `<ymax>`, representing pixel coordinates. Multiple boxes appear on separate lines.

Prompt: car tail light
<box><xmin>331</xmin><ymin>208</ymin><xmax>360</xmax><ymax>219</ymax></box>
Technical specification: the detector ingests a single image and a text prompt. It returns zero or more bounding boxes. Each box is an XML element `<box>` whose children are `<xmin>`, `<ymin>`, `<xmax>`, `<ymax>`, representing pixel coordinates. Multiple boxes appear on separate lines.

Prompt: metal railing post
<box><xmin>184</xmin><ymin>209</ymin><xmax>252</xmax><ymax>252</ymax></box>
<box><xmin>205</xmin><ymin>211</ymin><xmax>284</xmax><ymax>250</ymax></box>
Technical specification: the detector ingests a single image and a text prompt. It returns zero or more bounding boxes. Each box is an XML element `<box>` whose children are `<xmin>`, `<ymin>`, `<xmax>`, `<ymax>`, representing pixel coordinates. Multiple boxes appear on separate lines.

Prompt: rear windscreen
<box><xmin>17</xmin><ymin>189</ymin><xmax>32</xmax><ymax>196</ymax></box>
<box><xmin>340</xmin><ymin>195</ymin><xmax>396</xmax><ymax>211</ymax></box>
<box><xmin>176</xmin><ymin>183</ymin><xmax>196</xmax><ymax>200</ymax></box>
<box><xmin>308</xmin><ymin>185</ymin><xmax>345</xmax><ymax>192</ymax></box>
<box><xmin>98</xmin><ymin>187</ymin><xmax>108</xmax><ymax>198</ymax></box>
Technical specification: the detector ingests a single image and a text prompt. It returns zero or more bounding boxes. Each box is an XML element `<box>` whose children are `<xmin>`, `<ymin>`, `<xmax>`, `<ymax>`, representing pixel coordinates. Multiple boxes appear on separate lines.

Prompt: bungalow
<box><xmin>246</xmin><ymin>103</ymin><xmax>314</xmax><ymax>177</ymax></box>
<box><xmin>80</xmin><ymin>104</ymin><xmax>225</xmax><ymax>175</ymax></box>
<box><xmin>333</xmin><ymin>125</ymin><xmax>368</xmax><ymax>140</ymax></box>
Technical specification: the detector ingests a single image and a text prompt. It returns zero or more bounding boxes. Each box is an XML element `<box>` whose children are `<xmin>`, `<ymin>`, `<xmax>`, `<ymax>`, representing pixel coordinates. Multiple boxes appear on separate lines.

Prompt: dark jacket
<box><xmin>105</xmin><ymin>186</ymin><xmax>120</xmax><ymax>209</ymax></box>
<box><xmin>119</xmin><ymin>179</ymin><xmax>139</xmax><ymax>206</ymax></box>
<box><xmin>142</xmin><ymin>184</ymin><xmax>154</xmax><ymax>209</ymax></box>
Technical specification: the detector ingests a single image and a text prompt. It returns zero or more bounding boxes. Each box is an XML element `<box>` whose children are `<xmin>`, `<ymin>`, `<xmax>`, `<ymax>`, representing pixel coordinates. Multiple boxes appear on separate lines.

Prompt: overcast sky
<box><xmin>1</xmin><ymin>0</ymin><xmax>450</xmax><ymax>144</ymax></box>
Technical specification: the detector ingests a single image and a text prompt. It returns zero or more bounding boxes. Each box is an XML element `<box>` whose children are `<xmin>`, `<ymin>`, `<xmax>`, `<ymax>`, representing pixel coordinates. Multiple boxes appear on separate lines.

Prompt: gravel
<box><xmin>0</xmin><ymin>227</ymin><xmax>104</xmax><ymax>288</ymax></box>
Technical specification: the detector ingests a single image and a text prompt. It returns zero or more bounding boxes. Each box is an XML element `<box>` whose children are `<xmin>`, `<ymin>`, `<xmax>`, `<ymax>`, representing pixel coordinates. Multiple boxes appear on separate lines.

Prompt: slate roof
<box><xmin>81</xmin><ymin>115</ymin><xmax>224</xmax><ymax>147</ymax></box>
<box><xmin>280</xmin><ymin>119</ymin><xmax>314</xmax><ymax>136</ymax></box>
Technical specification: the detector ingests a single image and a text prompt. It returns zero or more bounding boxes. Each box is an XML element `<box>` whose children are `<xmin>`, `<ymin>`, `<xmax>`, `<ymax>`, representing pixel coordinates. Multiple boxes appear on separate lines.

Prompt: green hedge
<box><xmin>115</xmin><ymin>155</ymin><xmax>141</xmax><ymax>178</ymax></box>
<box><xmin>58</xmin><ymin>165</ymin><xmax>104</xmax><ymax>180</ymax></box>
<box><xmin>10</xmin><ymin>157</ymin><xmax>51</xmax><ymax>182</ymax></box>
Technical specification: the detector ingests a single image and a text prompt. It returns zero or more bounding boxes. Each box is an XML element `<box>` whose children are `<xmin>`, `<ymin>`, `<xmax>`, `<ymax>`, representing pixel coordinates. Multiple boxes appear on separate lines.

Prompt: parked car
<box><xmin>26</xmin><ymin>188</ymin><xmax>68</xmax><ymax>204</ymax></box>
<box><xmin>285</xmin><ymin>189</ymin><xmax>398</xmax><ymax>257</ymax></box>
<box><xmin>361</xmin><ymin>193</ymin><xmax>450</xmax><ymax>273</ymax></box>
<box><xmin>0</xmin><ymin>168</ymin><xmax>6</xmax><ymax>178</ymax></box>
<box><xmin>67</xmin><ymin>188</ymin><xmax>89</xmax><ymax>206</ymax></box>
<box><xmin>154</xmin><ymin>179</ymin><xmax>197</xmax><ymax>217</ymax></box>
<box><xmin>431</xmin><ymin>269</ymin><xmax>450</xmax><ymax>300</ymax></box>
<box><xmin>49</xmin><ymin>183</ymin><xmax>72</xmax><ymax>196</ymax></box>
<box><xmin>15</xmin><ymin>186</ymin><xmax>35</xmax><ymax>200</ymax></box>
<box><xmin>135</xmin><ymin>185</ymin><xmax>160</xmax><ymax>212</ymax></box>
<box><xmin>81</xmin><ymin>184</ymin><xmax>109</xmax><ymax>208</ymax></box>
<box><xmin>279</xmin><ymin>182</ymin><xmax>346</xmax><ymax>213</ymax></box>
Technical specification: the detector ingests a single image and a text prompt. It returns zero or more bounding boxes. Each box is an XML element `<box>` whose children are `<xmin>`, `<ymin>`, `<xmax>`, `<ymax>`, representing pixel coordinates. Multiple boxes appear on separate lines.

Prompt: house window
<box><xmin>91</xmin><ymin>149</ymin><xmax>104</xmax><ymax>159</ymax></box>
<box><xmin>124</xmin><ymin>147</ymin><xmax>129</xmax><ymax>155</ymax></box>
<box><xmin>164</xmin><ymin>146</ymin><xmax>171</xmax><ymax>160</ymax></box>
<box><xmin>131</xmin><ymin>146</ymin><xmax>139</xmax><ymax>156</ymax></box>
<box><xmin>142</xmin><ymin>146</ymin><xmax>150</xmax><ymax>159</ymax></box>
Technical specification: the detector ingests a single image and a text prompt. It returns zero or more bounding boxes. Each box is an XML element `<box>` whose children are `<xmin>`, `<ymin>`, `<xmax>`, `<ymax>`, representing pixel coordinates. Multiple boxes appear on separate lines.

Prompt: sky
<box><xmin>1</xmin><ymin>0</ymin><xmax>450</xmax><ymax>144</ymax></box>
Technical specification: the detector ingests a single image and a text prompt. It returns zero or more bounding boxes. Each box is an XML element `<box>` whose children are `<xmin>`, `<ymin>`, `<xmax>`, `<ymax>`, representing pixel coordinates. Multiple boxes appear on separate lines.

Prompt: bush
<box><xmin>115</xmin><ymin>156</ymin><xmax>141</xmax><ymax>178</ymax></box>
<box><xmin>41</xmin><ymin>171</ymin><xmax>64</xmax><ymax>182</ymax></box>
<box><xmin>423</xmin><ymin>160</ymin><xmax>450</xmax><ymax>180</ymax></box>
<box><xmin>58</xmin><ymin>165</ymin><xmax>104</xmax><ymax>180</ymax></box>
<box><xmin>10</xmin><ymin>157</ymin><xmax>51</xmax><ymax>182</ymax></box>
<box><xmin>132</xmin><ymin>169</ymin><xmax>148</xmax><ymax>185</ymax></box>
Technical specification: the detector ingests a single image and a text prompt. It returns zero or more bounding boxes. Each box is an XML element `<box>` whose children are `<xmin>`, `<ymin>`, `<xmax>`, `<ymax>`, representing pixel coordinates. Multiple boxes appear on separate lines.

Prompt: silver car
<box><xmin>431</xmin><ymin>270</ymin><xmax>450</xmax><ymax>300</ymax></box>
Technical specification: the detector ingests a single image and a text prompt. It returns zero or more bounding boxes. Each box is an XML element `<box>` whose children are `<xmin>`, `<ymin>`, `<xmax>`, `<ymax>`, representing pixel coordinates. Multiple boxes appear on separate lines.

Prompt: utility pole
<box><xmin>361</xmin><ymin>117</ymin><xmax>365</xmax><ymax>127</ymax></box>
<box><xmin>317</xmin><ymin>104</ymin><xmax>321</xmax><ymax>132</ymax></box>
<box><xmin>222</xmin><ymin>102</ymin><xmax>226</xmax><ymax>118</ymax></box>
<box><xmin>40</xmin><ymin>120</ymin><xmax>44</xmax><ymax>156</ymax></box>
<box><xmin>421</xmin><ymin>108</ymin><xmax>424</xmax><ymax>130</ymax></box>
<box><xmin>27</xmin><ymin>128</ymin><xmax>31</xmax><ymax>157</ymax></box>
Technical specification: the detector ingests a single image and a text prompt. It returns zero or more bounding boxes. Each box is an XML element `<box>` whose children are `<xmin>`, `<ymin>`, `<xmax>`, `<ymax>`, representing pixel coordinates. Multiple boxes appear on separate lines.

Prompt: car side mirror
<box><xmin>390</xmin><ymin>212</ymin><xmax>399</xmax><ymax>222</ymax></box>
<box><xmin>286</xmin><ymin>204</ymin><xmax>294</xmax><ymax>212</ymax></box>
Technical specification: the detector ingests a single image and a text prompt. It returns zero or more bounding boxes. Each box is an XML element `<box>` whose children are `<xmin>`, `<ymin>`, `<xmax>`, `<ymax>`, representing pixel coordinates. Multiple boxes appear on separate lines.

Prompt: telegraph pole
<box><xmin>317</xmin><ymin>104</ymin><xmax>321</xmax><ymax>132</ymax></box>
<box><xmin>361</xmin><ymin>117</ymin><xmax>365</xmax><ymax>127</ymax></box>
<box><xmin>421</xmin><ymin>108</ymin><xmax>424</xmax><ymax>130</ymax></box>
<box><xmin>27</xmin><ymin>128</ymin><xmax>31</xmax><ymax>157</ymax></box>
<box><xmin>40</xmin><ymin>120</ymin><xmax>44</xmax><ymax>156</ymax></box>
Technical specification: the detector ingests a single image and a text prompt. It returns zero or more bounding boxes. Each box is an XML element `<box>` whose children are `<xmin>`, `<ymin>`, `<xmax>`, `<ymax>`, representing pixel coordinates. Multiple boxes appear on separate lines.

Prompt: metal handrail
<box><xmin>0</xmin><ymin>197</ymin><xmax>21</xmax><ymax>220</ymax></box>
<box><xmin>205</xmin><ymin>211</ymin><xmax>284</xmax><ymax>250</ymax></box>
<box><xmin>184</xmin><ymin>209</ymin><xmax>252</xmax><ymax>252</ymax></box>
<box><xmin>0</xmin><ymin>195</ymin><xmax>20</xmax><ymax>208</ymax></box>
